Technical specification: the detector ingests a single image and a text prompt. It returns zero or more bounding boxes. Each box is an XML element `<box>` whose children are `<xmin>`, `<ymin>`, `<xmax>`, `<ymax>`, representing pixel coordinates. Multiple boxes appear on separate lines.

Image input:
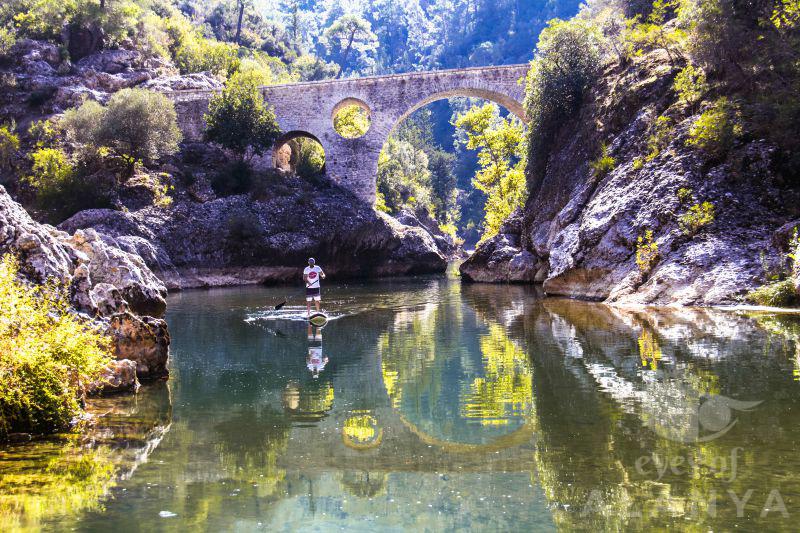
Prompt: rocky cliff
<box><xmin>461</xmin><ymin>51</ymin><xmax>800</xmax><ymax>306</ymax></box>
<box><xmin>0</xmin><ymin>185</ymin><xmax>170</xmax><ymax>391</ymax></box>
<box><xmin>59</xmin><ymin>168</ymin><xmax>447</xmax><ymax>289</ymax></box>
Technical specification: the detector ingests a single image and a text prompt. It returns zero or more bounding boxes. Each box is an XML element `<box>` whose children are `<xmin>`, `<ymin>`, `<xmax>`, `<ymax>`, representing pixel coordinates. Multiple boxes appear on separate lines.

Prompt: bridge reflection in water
<box><xmin>5</xmin><ymin>279</ymin><xmax>800</xmax><ymax>531</ymax></box>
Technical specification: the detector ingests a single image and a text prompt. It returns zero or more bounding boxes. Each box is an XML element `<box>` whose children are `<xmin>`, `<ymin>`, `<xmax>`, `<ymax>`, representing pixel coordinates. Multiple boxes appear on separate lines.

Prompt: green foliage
<box><xmin>322</xmin><ymin>14</ymin><xmax>378</xmax><ymax>78</ymax></box>
<box><xmin>294</xmin><ymin>137</ymin><xmax>325</xmax><ymax>179</ymax></box>
<box><xmin>772</xmin><ymin>0</ymin><xmax>800</xmax><ymax>30</ymax></box>
<box><xmin>679</xmin><ymin>200</ymin><xmax>715</xmax><ymax>235</ymax></box>
<box><xmin>525</xmin><ymin>17</ymin><xmax>603</xmax><ymax>191</ymax></box>
<box><xmin>0</xmin><ymin>254</ymin><xmax>112</xmax><ymax>440</ymax></box>
<box><xmin>290</xmin><ymin>54</ymin><xmax>339</xmax><ymax>81</ymax></box>
<box><xmin>676</xmin><ymin>186</ymin><xmax>693</xmax><ymax>204</ymax></box>
<box><xmin>167</xmin><ymin>14</ymin><xmax>241</xmax><ymax>77</ymax></box>
<box><xmin>0</xmin><ymin>24</ymin><xmax>15</xmax><ymax>55</ymax></box>
<box><xmin>377</xmin><ymin>137</ymin><xmax>434</xmax><ymax>218</ymax></box>
<box><xmin>747</xmin><ymin>279</ymin><xmax>798</xmax><ymax>308</ymax></box>
<box><xmin>623</xmin><ymin>0</ymin><xmax>685</xmax><ymax>65</ymax></box>
<box><xmin>333</xmin><ymin>104</ymin><xmax>370</xmax><ymax>138</ymax></box>
<box><xmin>24</xmin><ymin>147</ymin><xmax>111</xmax><ymax>221</ymax></box>
<box><xmin>590</xmin><ymin>142</ymin><xmax>616</xmax><ymax>177</ymax></box>
<box><xmin>673</xmin><ymin>64</ymin><xmax>708</xmax><ymax>107</ymax></box>
<box><xmin>633</xmin><ymin>157</ymin><xmax>644</xmax><ymax>170</ymax></box>
<box><xmin>645</xmin><ymin>115</ymin><xmax>672</xmax><ymax>162</ymax></box>
<box><xmin>61</xmin><ymin>89</ymin><xmax>181</xmax><ymax>167</ymax></box>
<box><xmin>686</xmin><ymin>97</ymin><xmax>742</xmax><ymax>160</ymax></box>
<box><xmin>455</xmin><ymin>103</ymin><xmax>527</xmax><ymax>241</ymax></box>
<box><xmin>636</xmin><ymin>229</ymin><xmax>659</xmax><ymax>275</ymax></box>
<box><xmin>204</xmin><ymin>73</ymin><xmax>281</xmax><ymax>160</ymax></box>
<box><xmin>0</xmin><ymin>122</ymin><xmax>19</xmax><ymax>171</ymax></box>
<box><xmin>374</xmin><ymin>190</ymin><xmax>391</xmax><ymax>214</ymax></box>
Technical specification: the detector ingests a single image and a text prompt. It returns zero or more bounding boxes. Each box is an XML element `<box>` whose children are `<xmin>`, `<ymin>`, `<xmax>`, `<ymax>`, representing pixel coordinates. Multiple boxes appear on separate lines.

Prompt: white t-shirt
<box><xmin>304</xmin><ymin>265</ymin><xmax>323</xmax><ymax>288</ymax></box>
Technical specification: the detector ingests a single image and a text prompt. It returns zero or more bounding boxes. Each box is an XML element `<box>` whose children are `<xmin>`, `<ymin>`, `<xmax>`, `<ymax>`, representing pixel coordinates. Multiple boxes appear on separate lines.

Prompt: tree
<box><xmin>233</xmin><ymin>0</ymin><xmax>253</xmax><ymax>44</ymax></box>
<box><xmin>61</xmin><ymin>88</ymin><xmax>182</xmax><ymax>171</ymax></box>
<box><xmin>525</xmin><ymin>18</ymin><xmax>603</xmax><ymax>193</ymax></box>
<box><xmin>204</xmin><ymin>72</ymin><xmax>282</xmax><ymax>161</ymax></box>
<box><xmin>455</xmin><ymin>103</ymin><xmax>527</xmax><ymax>241</ymax></box>
<box><xmin>322</xmin><ymin>14</ymin><xmax>378</xmax><ymax>78</ymax></box>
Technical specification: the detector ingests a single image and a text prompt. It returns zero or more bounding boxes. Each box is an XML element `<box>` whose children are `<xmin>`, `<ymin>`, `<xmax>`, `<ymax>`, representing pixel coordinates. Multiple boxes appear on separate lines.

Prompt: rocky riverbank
<box><xmin>461</xmin><ymin>50</ymin><xmax>800</xmax><ymax>306</ymax></box>
<box><xmin>0</xmin><ymin>185</ymin><xmax>170</xmax><ymax>394</ymax></box>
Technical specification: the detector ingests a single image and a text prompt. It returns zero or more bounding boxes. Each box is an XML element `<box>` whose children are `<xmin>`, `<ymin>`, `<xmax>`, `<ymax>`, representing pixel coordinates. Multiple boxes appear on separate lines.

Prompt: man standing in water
<box><xmin>303</xmin><ymin>257</ymin><xmax>325</xmax><ymax>316</ymax></box>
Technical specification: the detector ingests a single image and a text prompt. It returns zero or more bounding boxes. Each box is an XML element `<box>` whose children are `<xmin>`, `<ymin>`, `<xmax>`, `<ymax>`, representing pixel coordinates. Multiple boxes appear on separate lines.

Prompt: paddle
<box><xmin>274</xmin><ymin>300</ymin><xmax>287</xmax><ymax>310</ymax></box>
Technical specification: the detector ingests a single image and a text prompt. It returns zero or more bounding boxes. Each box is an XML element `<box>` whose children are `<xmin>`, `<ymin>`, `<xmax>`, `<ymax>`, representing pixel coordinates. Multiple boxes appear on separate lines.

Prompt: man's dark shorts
<box><xmin>306</xmin><ymin>287</ymin><xmax>321</xmax><ymax>302</ymax></box>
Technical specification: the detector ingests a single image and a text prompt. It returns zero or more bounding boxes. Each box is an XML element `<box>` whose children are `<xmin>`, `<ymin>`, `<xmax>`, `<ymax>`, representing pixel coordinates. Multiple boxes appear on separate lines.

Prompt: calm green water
<box><xmin>3</xmin><ymin>277</ymin><xmax>800</xmax><ymax>531</ymax></box>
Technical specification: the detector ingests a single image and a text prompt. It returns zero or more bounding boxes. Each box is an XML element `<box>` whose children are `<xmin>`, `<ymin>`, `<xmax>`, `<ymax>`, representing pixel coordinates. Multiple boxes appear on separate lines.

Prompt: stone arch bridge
<box><xmin>167</xmin><ymin>64</ymin><xmax>530</xmax><ymax>204</ymax></box>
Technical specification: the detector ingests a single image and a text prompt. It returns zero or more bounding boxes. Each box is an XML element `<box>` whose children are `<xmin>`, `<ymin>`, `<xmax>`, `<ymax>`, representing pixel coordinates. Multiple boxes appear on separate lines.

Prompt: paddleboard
<box><xmin>308</xmin><ymin>312</ymin><xmax>328</xmax><ymax>327</ymax></box>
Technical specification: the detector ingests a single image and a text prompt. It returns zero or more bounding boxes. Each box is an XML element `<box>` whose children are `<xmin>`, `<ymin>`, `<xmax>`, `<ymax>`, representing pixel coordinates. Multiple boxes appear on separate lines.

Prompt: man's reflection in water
<box><xmin>307</xmin><ymin>324</ymin><xmax>328</xmax><ymax>379</ymax></box>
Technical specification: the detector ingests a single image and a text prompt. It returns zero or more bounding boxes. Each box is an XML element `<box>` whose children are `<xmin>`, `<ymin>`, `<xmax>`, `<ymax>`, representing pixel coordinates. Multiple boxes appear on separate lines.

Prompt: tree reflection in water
<box><xmin>4</xmin><ymin>281</ymin><xmax>800</xmax><ymax>531</ymax></box>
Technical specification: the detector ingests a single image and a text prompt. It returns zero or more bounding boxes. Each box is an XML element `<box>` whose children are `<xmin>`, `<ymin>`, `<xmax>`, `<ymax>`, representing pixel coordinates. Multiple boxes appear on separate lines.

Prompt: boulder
<box><xmin>90</xmin><ymin>282</ymin><xmax>129</xmax><ymax>317</ymax></box>
<box><xmin>460</xmin><ymin>209</ymin><xmax>537</xmax><ymax>283</ymax></box>
<box><xmin>108</xmin><ymin>313</ymin><xmax>170</xmax><ymax>380</ymax></box>
<box><xmin>76</xmin><ymin>48</ymin><xmax>143</xmax><ymax>74</ymax></box>
<box><xmin>88</xmin><ymin>359</ymin><xmax>140</xmax><ymax>395</ymax></box>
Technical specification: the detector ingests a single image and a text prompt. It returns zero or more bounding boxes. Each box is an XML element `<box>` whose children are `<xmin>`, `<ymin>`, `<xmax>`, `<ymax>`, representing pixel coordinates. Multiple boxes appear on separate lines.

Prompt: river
<box><xmin>2</xmin><ymin>277</ymin><xmax>800</xmax><ymax>531</ymax></box>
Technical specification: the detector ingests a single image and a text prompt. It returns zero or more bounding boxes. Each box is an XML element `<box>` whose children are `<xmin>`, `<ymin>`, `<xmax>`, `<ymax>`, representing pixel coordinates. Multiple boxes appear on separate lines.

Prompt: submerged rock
<box><xmin>88</xmin><ymin>359</ymin><xmax>140</xmax><ymax>395</ymax></box>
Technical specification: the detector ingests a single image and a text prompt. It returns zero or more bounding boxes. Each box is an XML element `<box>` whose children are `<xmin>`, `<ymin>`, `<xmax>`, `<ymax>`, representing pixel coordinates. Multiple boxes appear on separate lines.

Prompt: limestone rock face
<box><xmin>67</xmin><ymin>228</ymin><xmax>167</xmax><ymax>317</ymax></box>
<box><xmin>140</xmin><ymin>72</ymin><xmax>224</xmax><ymax>92</ymax></box>
<box><xmin>61</xmin><ymin>173</ymin><xmax>447</xmax><ymax>289</ymax></box>
<box><xmin>463</xmin><ymin>51</ymin><xmax>799</xmax><ymax>305</ymax></box>
<box><xmin>108</xmin><ymin>313</ymin><xmax>170</xmax><ymax>380</ymax></box>
<box><xmin>0</xmin><ymin>39</ymin><xmax>176</xmax><ymax>120</ymax></box>
<box><xmin>0</xmin><ymin>185</ymin><xmax>170</xmax><ymax>385</ymax></box>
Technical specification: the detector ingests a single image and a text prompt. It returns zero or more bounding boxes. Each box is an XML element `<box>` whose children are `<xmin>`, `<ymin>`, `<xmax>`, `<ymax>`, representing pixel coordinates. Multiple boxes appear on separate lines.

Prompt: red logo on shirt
<box><xmin>309</xmin><ymin>272</ymin><xmax>317</xmax><ymax>279</ymax></box>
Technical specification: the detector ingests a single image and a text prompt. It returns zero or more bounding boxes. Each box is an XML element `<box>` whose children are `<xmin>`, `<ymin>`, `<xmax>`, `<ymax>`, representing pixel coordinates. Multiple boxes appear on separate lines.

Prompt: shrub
<box><xmin>374</xmin><ymin>190</ymin><xmax>391</xmax><ymax>213</ymax></box>
<box><xmin>212</xmin><ymin>159</ymin><xmax>252</xmax><ymax>197</ymax></box>
<box><xmin>623</xmin><ymin>0</ymin><xmax>685</xmax><ymax>66</ymax></box>
<box><xmin>676</xmin><ymin>186</ymin><xmax>693</xmax><ymax>204</ymax></box>
<box><xmin>0</xmin><ymin>254</ymin><xmax>112</xmax><ymax>440</ymax></box>
<box><xmin>686</xmin><ymin>97</ymin><xmax>742</xmax><ymax>160</ymax></box>
<box><xmin>590</xmin><ymin>142</ymin><xmax>616</xmax><ymax>177</ymax></box>
<box><xmin>645</xmin><ymin>115</ymin><xmax>672</xmax><ymax>162</ymax></box>
<box><xmin>679</xmin><ymin>200</ymin><xmax>715</xmax><ymax>235</ymax></box>
<box><xmin>204</xmin><ymin>73</ymin><xmax>281</xmax><ymax>161</ymax></box>
<box><xmin>0</xmin><ymin>24</ymin><xmax>15</xmax><ymax>56</ymax></box>
<box><xmin>165</xmin><ymin>15</ymin><xmax>240</xmax><ymax>77</ymax></box>
<box><xmin>673</xmin><ymin>64</ymin><xmax>708</xmax><ymax>108</ymax></box>
<box><xmin>333</xmin><ymin>104</ymin><xmax>370</xmax><ymax>138</ymax></box>
<box><xmin>747</xmin><ymin>279</ymin><xmax>798</xmax><ymax>308</ymax></box>
<box><xmin>61</xmin><ymin>89</ymin><xmax>182</xmax><ymax>170</ymax></box>
<box><xmin>636</xmin><ymin>229</ymin><xmax>659</xmax><ymax>275</ymax></box>
<box><xmin>0</xmin><ymin>122</ymin><xmax>19</xmax><ymax>171</ymax></box>
<box><xmin>24</xmin><ymin>147</ymin><xmax>110</xmax><ymax>222</ymax></box>
<box><xmin>633</xmin><ymin>157</ymin><xmax>644</xmax><ymax>170</ymax></box>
